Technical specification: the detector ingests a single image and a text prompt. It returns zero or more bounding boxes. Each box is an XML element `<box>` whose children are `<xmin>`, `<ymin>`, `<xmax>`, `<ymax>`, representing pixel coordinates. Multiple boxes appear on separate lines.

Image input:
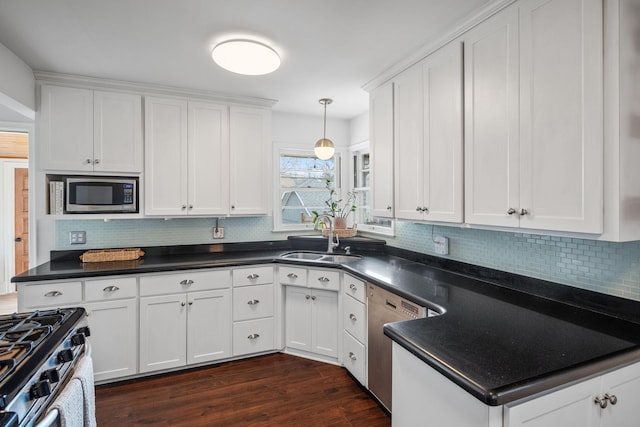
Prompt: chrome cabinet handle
<box><xmin>311</xmin><ymin>296</ymin><xmax>317</xmax><ymax>301</ymax></box>
<box><xmin>305</xmin><ymin>295</ymin><xmax>311</xmax><ymax>300</ymax></box>
<box><xmin>188</xmin><ymin>301</ymin><xmax>193</xmax><ymax>306</ymax></box>
<box><xmin>93</xmin><ymin>159</ymin><xmax>100</xmax><ymax>164</ymax></box>
<box><xmin>247</xmin><ymin>299</ymin><xmax>260</xmax><ymax>305</ymax></box>
<box><xmin>349</xmin><ymin>313</ymin><xmax>357</xmax><ymax>321</ymax></box>
<box><xmin>416</xmin><ymin>206</ymin><xmax>422</xmax><ymax>212</ymax></box>
<box><xmin>247</xmin><ymin>274</ymin><xmax>259</xmax><ymax>280</ymax></box>
<box><xmin>519</xmin><ymin>208</ymin><xmax>529</xmax><ymax>216</ymax></box>
<box><xmin>605</xmin><ymin>393</ymin><xmax>618</xmax><ymax>405</ymax></box>
<box><xmin>180</xmin><ymin>302</ymin><xmax>186</xmax><ymax>307</ymax></box>
<box><xmin>349</xmin><ymin>283</ymin><xmax>357</xmax><ymax>291</ymax></box>
<box><xmin>180</xmin><ymin>279</ymin><xmax>194</xmax><ymax>285</ymax></box>
<box><xmin>318</xmin><ymin>277</ymin><xmax>330</xmax><ymax>283</ymax></box>
<box><xmin>507</xmin><ymin>208</ymin><xmax>517</xmax><ymax>215</ymax></box>
<box><xmin>386</xmin><ymin>205</ymin><xmax>392</xmax><ymax>211</ymax></box>
<box><xmin>247</xmin><ymin>333</ymin><xmax>260</xmax><ymax>340</ymax></box>
<box><xmin>85</xmin><ymin>159</ymin><xmax>92</xmax><ymax>164</ymax></box>
<box><xmin>45</xmin><ymin>291</ymin><xmax>62</xmax><ymax>297</ymax></box>
<box><xmin>287</xmin><ymin>273</ymin><xmax>298</xmax><ymax>279</ymax></box>
<box><xmin>349</xmin><ymin>352</ymin><xmax>357</xmax><ymax>361</ymax></box>
<box><xmin>188</xmin><ymin>205</ymin><xmax>193</xmax><ymax>209</ymax></box>
<box><xmin>103</xmin><ymin>286</ymin><xmax>119</xmax><ymax>292</ymax></box>
<box><xmin>181</xmin><ymin>205</ymin><xmax>187</xmax><ymax>210</ymax></box>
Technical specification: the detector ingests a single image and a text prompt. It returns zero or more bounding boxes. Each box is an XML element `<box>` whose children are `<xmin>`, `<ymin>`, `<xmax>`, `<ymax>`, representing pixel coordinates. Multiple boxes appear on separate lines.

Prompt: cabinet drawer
<box><xmin>140</xmin><ymin>269</ymin><xmax>231</xmax><ymax>296</ymax></box>
<box><xmin>344</xmin><ymin>294</ymin><xmax>366</xmax><ymax>343</ymax></box>
<box><xmin>308</xmin><ymin>269</ymin><xmax>340</xmax><ymax>291</ymax></box>
<box><xmin>233</xmin><ymin>318</ymin><xmax>275</xmax><ymax>356</ymax></box>
<box><xmin>21</xmin><ymin>281</ymin><xmax>83</xmax><ymax>309</ymax></box>
<box><xmin>233</xmin><ymin>266</ymin><xmax>274</xmax><ymax>287</ymax></box>
<box><xmin>344</xmin><ymin>275</ymin><xmax>366</xmax><ymax>303</ymax></box>
<box><xmin>278</xmin><ymin>266</ymin><xmax>307</xmax><ymax>286</ymax></box>
<box><xmin>343</xmin><ymin>330</ymin><xmax>366</xmax><ymax>386</ymax></box>
<box><xmin>233</xmin><ymin>284</ymin><xmax>274</xmax><ymax>321</ymax></box>
<box><xmin>85</xmin><ymin>277</ymin><xmax>137</xmax><ymax>301</ymax></box>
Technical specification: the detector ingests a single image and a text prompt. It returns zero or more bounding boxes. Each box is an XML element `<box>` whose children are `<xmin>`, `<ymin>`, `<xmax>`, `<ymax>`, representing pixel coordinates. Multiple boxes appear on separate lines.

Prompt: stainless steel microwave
<box><xmin>65</xmin><ymin>176</ymin><xmax>138</xmax><ymax>213</ymax></box>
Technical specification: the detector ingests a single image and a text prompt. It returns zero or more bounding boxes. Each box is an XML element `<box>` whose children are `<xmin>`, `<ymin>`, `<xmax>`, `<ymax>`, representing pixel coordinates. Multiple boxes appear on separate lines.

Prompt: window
<box><xmin>349</xmin><ymin>142</ymin><xmax>394</xmax><ymax>235</ymax></box>
<box><xmin>274</xmin><ymin>149</ymin><xmax>341</xmax><ymax>231</ymax></box>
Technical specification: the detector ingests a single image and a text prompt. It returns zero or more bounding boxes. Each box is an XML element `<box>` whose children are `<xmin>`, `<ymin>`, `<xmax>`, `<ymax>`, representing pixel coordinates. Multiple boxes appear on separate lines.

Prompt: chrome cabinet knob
<box><xmin>507</xmin><ymin>208</ymin><xmax>517</xmax><ymax>215</ymax></box>
<box><xmin>85</xmin><ymin>159</ymin><xmax>92</xmax><ymax>164</ymax></box>
<box><xmin>247</xmin><ymin>274</ymin><xmax>260</xmax><ymax>280</ymax></box>
<box><xmin>605</xmin><ymin>393</ymin><xmax>618</xmax><ymax>405</ymax></box>
<box><xmin>416</xmin><ymin>206</ymin><xmax>421</xmax><ymax>212</ymax></box>
<box><xmin>318</xmin><ymin>277</ymin><xmax>330</xmax><ymax>283</ymax></box>
<box><xmin>311</xmin><ymin>296</ymin><xmax>317</xmax><ymax>301</ymax></box>
<box><xmin>349</xmin><ymin>313</ymin><xmax>357</xmax><ymax>321</ymax></box>
<box><xmin>247</xmin><ymin>299</ymin><xmax>260</xmax><ymax>305</ymax></box>
<box><xmin>103</xmin><ymin>286</ymin><xmax>119</xmax><ymax>292</ymax></box>
<box><xmin>44</xmin><ymin>291</ymin><xmax>62</xmax><ymax>297</ymax></box>
<box><xmin>349</xmin><ymin>352</ymin><xmax>357</xmax><ymax>361</ymax></box>
<box><xmin>93</xmin><ymin>159</ymin><xmax>100</xmax><ymax>164</ymax></box>
<box><xmin>181</xmin><ymin>205</ymin><xmax>187</xmax><ymax>210</ymax></box>
<box><xmin>287</xmin><ymin>273</ymin><xmax>298</xmax><ymax>279</ymax></box>
<box><xmin>247</xmin><ymin>333</ymin><xmax>260</xmax><ymax>340</ymax></box>
<box><xmin>180</xmin><ymin>302</ymin><xmax>186</xmax><ymax>307</ymax></box>
<box><xmin>519</xmin><ymin>208</ymin><xmax>529</xmax><ymax>216</ymax></box>
<box><xmin>349</xmin><ymin>283</ymin><xmax>357</xmax><ymax>291</ymax></box>
<box><xmin>188</xmin><ymin>301</ymin><xmax>193</xmax><ymax>306</ymax></box>
<box><xmin>305</xmin><ymin>295</ymin><xmax>311</xmax><ymax>300</ymax></box>
<box><xmin>387</xmin><ymin>205</ymin><xmax>392</xmax><ymax>211</ymax></box>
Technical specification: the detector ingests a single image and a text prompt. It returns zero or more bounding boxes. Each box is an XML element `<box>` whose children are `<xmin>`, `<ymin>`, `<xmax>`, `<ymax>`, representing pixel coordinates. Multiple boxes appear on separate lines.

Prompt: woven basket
<box><xmin>80</xmin><ymin>248</ymin><xmax>145</xmax><ymax>263</ymax></box>
<box><xmin>322</xmin><ymin>227</ymin><xmax>357</xmax><ymax>238</ymax></box>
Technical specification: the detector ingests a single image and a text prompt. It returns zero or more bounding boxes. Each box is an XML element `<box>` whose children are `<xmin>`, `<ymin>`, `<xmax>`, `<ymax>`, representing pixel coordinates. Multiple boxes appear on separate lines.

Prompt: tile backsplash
<box><xmin>56</xmin><ymin>218</ymin><xmax>640</xmax><ymax>302</ymax></box>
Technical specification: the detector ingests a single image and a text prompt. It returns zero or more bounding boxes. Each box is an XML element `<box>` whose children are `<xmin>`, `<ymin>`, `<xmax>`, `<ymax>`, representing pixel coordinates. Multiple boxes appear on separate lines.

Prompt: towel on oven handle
<box><xmin>47</xmin><ymin>378</ymin><xmax>83</xmax><ymax>427</ymax></box>
<box><xmin>73</xmin><ymin>353</ymin><xmax>96</xmax><ymax>427</ymax></box>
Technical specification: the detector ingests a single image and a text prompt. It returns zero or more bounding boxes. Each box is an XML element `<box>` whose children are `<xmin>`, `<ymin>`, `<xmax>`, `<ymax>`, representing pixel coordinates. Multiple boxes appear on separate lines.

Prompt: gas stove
<box><xmin>0</xmin><ymin>308</ymin><xmax>89</xmax><ymax>427</ymax></box>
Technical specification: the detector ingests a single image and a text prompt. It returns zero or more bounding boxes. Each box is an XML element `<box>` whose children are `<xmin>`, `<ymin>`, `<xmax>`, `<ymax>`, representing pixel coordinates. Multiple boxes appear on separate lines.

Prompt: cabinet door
<box><xmin>85</xmin><ymin>299</ymin><xmax>137</xmax><ymax>382</ymax></box>
<box><xmin>93</xmin><ymin>91</ymin><xmax>143</xmax><ymax>173</ymax></box>
<box><xmin>285</xmin><ymin>286</ymin><xmax>312</xmax><ymax>352</ymax></box>
<box><xmin>311</xmin><ymin>289</ymin><xmax>338</xmax><ymax>358</ymax></box>
<box><xmin>393</xmin><ymin>65</ymin><xmax>424</xmax><ymax>221</ymax></box>
<box><xmin>186</xmin><ymin>289</ymin><xmax>232</xmax><ymax>364</ymax></box>
<box><xmin>464</xmin><ymin>7</ymin><xmax>520</xmax><ymax>227</ymax></box>
<box><xmin>188</xmin><ymin>102</ymin><xmax>229</xmax><ymax>216</ymax></box>
<box><xmin>229</xmin><ymin>106</ymin><xmax>271</xmax><ymax>215</ymax></box>
<box><xmin>600</xmin><ymin>362</ymin><xmax>640</xmax><ymax>427</ymax></box>
<box><xmin>139</xmin><ymin>294</ymin><xmax>187</xmax><ymax>373</ymax></box>
<box><xmin>518</xmin><ymin>0</ymin><xmax>603</xmax><ymax>233</ymax></box>
<box><xmin>370</xmin><ymin>82</ymin><xmax>394</xmax><ymax>218</ymax></box>
<box><xmin>39</xmin><ymin>85</ymin><xmax>94</xmax><ymax>171</ymax></box>
<box><xmin>144</xmin><ymin>97</ymin><xmax>188</xmax><ymax>216</ymax></box>
<box><xmin>505</xmin><ymin>376</ymin><xmax>600</xmax><ymax>427</ymax></box>
<box><xmin>422</xmin><ymin>41</ymin><xmax>463</xmax><ymax>223</ymax></box>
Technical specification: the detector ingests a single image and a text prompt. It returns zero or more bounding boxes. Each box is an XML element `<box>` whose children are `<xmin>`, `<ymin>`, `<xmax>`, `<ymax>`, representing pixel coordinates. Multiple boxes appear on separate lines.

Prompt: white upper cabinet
<box><xmin>39</xmin><ymin>85</ymin><xmax>143</xmax><ymax>173</ymax></box>
<box><xmin>394</xmin><ymin>41</ymin><xmax>464</xmax><ymax>223</ymax></box>
<box><xmin>464</xmin><ymin>7</ymin><xmax>520</xmax><ymax>228</ymax></box>
<box><xmin>229</xmin><ymin>106</ymin><xmax>271</xmax><ymax>216</ymax></box>
<box><xmin>370</xmin><ymin>82</ymin><xmax>394</xmax><ymax>218</ymax></box>
<box><xmin>465</xmin><ymin>0</ymin><xmax>603</xmax><ymax>234</ymax></box>
<box><xmin>144</xmin><ymin>97</ymin><xmax>189</xmax><ymax>216</ymax></box>
<box><xmin>188</xmin><ymin>102</ymin><xmax>229</xmax><ymax>216</ymax></box>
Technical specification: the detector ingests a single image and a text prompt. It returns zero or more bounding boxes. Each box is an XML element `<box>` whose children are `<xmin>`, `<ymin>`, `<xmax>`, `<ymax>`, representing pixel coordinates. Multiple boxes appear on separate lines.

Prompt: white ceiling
<box><xmin>0</xmin><ymin>0</ymin><xmax>490</xmax><ymax>119</ymax></box>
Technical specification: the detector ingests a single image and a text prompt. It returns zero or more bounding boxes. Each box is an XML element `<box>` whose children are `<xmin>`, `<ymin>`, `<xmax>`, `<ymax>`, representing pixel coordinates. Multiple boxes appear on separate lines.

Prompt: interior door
<box><xmin>14</xmin><ymin>168</ymin><xmax>28</xmax><ymax>275</ymax></box>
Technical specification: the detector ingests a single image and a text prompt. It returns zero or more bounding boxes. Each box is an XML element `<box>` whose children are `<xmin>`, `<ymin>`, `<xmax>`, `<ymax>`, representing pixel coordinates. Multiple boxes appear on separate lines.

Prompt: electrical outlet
<box><xmin>69</xmin><ymin>231</ymin><xmax>86</xmax><ymax>244</ymax></box>
<box><xmin>434</xmin><ymin>236</ymin><xmax>449</xmax><ymax>255</ymax></box>
<box><xmin>213</xmin><ymin>227</ymin><xmax>224</xmax><ymax>239</ymax></box>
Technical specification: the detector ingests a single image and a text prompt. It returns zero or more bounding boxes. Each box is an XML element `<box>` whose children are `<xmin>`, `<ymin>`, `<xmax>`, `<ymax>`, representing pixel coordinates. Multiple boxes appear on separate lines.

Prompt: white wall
<box><xmin>349</xmin><ymin>111</ymin><xmax>369</xmax><ymax>145</ymax></box>
<box><xmin>0</xmin><ymin>42</ymin><xmax>35</xmax><ymax>120</ymax></box>
<box><xmin>272</xmin><ymin>111</ymin><xmax>350</xmax><ymax>148</ymax></box>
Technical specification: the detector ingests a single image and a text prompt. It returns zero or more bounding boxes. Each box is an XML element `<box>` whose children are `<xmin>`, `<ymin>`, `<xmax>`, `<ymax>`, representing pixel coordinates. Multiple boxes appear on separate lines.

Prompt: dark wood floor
<box><xmin>95</xmin><ymin>353</ymin><xmax>390</xmax><ymax>426</ymax></box>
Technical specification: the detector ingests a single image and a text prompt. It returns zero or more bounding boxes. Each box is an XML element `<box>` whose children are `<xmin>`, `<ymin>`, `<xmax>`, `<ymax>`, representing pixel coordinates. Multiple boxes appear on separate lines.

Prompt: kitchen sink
<box><xmin>280</xmin><ymin>252</ymin><xmax>361</xmax><ymax>263</ymax></box>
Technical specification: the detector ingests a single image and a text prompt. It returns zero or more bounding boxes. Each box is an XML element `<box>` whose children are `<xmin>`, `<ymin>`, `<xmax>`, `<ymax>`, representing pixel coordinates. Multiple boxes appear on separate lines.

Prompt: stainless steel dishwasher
<box><xmin>367</xmin><ymin>283</ymin><xmax>426</xmax><ymax>412</ymax></box>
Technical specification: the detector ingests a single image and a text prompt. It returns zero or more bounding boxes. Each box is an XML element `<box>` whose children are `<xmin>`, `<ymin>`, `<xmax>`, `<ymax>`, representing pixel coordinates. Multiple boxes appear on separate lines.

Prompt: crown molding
<box><xmin>33</xmin><ymin>71</ymin><xmax>278</xmax><ymax>108</ymax></box>
<box><xmin>362</xmin><ymin>0</ymin><xmax>517</xmax><ymax>92</ymax></box>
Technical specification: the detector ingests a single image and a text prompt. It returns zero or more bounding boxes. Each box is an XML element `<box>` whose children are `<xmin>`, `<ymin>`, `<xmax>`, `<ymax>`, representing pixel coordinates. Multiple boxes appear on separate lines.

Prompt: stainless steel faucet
<box><xmin>314</xmin><ymin>214</ymin><xmax>340</xmax><ymax>254</ymax></box>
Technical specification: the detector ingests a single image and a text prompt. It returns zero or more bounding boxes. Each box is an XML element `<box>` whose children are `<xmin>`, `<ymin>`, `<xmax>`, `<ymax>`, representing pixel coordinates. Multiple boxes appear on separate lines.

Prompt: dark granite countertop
<box><xmin>11</xmin><ymin>238</ymin><xmax>640</xmax><ymax>406</ymax></box>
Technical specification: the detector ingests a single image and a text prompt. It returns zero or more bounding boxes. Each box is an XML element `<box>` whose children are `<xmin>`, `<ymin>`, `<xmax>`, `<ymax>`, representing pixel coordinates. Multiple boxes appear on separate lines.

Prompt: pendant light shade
<box><xmin>314</xmin><ymin>98</ymin><xmax>335</xmax><ymax>160</ymax></box>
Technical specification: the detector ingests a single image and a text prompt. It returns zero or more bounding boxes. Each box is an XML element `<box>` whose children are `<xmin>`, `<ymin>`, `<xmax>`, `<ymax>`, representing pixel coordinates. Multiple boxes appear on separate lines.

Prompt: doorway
<box><xmin>0</xmin><ymin>131</ymin><xmax>28</xmax><ymax>294</ymax></box>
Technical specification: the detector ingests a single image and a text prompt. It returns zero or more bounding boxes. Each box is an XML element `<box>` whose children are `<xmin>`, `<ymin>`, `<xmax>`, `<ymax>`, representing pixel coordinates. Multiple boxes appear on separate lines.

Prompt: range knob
<box><xmin>71</xmin><ymin>333</ymin><xmax>86</xmax><ymax>346</ymax></box>
<box><xmin>40</xmin><ymin>369</ymin><xmax>60</xmax><ymax>384</ymax></box>
<box><xmin>77</xmin><ymin>326</ymin><xmax>91</xmax><ymax>337</ymax></box>
<box><xmin>30</xmin><ymin>380</ymin><xmax>51</xmax><ymax>399</ymax></box>
<box><xmin>57</xmin><ymin>349</ymin><xmax>74</xmax><ymax>364</ymax></box>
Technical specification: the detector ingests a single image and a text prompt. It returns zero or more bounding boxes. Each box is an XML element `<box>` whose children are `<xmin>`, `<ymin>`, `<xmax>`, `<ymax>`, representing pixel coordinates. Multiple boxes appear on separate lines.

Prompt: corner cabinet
<box><xmin>370</xmin><ymin>82</ymin><xmax>395</xmax><ymax>218</ymax></box>
<box><xmin>38</xmin><ymin>85</ymin><xmax>143</xmax><ymax>173</ymax></box>
<box><xmin>464</xmin><ymin>0</ymin><xmax>603</xmax><ymax>234</ymax></box>
<box><xmin>229</xmin><ymin>106</ymin><xmax>271</xmax><ymax>216</ymax></box>
<box><xmin>393</xmin><ymin>40</ymin><xmax>463</xmax><ymax>223</ymax></box>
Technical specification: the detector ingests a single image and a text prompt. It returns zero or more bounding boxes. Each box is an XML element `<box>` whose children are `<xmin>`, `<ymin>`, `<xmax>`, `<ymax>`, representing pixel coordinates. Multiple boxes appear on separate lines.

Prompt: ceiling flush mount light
<box><xmin>314</xmin><ymin>98</ymin><xmax>335</xmax><ymax>160</ymax></box>
<box><xmin>211</xmin><ymin>39</ymin><xmax>280</xmax><ymax>76</ymax></box>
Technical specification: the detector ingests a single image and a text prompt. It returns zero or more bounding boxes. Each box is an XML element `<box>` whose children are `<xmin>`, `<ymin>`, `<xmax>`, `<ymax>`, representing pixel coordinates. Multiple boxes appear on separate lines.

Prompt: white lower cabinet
<box><xmin>187</xmin><ymin>289</ymin><xmax>232</xmax><ymax>364</ymax></box>
<box><xmin>393</xmin><ymin>342</ymin><xmax>640</xmax><ymax>427</ymax></box>
<box><xmin>84</xmin><ymin>299</ymin><xmax>137</xmax><ymax>382</ymax></box>
<box><xmin>342</xmin><ymin>275</ymin><xmax>367</xmax><ymax>385</ymax></box>
<box><xmin>505</xmin><ymin>361</ymin><xmax>640</xmax><ymax>427</ymax></box>
<box><xmin>285</xmin><ymin>286</ymin><xmax>339</xmax><ymax>359</ymax></box>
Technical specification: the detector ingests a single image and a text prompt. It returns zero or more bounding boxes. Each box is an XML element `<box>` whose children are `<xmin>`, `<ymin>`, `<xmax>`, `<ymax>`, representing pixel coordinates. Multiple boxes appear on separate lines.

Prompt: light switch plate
<box><xmin>213</xmin><ymin>227</ymin><xmax>224</xmax><ymax>239</ymax></box>
<box><xmin>69</xmin><ymin>231</ymin><xmax>86</xmax><ymax>244</ymax></box>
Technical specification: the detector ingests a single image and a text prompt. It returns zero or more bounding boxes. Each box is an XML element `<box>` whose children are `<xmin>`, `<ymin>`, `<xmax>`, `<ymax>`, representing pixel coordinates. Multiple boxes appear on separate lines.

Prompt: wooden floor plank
<box><xmin>96</xmin><ymin>353</ymin><xmax>390</xmax><ymax>426</ymax></box>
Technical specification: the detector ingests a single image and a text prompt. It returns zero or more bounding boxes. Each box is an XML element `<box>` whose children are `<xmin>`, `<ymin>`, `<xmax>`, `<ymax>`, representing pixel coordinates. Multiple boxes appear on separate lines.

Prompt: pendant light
<box><xmin>314</xmin><ymin>98</ymin><xmax>335</xmax><ymax>160</ymax></box>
